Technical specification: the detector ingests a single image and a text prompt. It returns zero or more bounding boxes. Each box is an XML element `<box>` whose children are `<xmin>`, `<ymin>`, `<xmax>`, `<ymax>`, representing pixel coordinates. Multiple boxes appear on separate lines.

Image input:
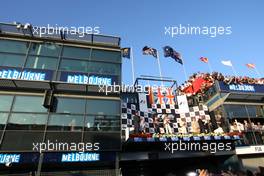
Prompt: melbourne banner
<box><xmin>0</xmin><ymin>66</ymin><xmax>53</xmax><ymax>81</ymax></box>
<box><xmin>0</xmin><ymin>152</ymin><xmax>115</xmax><ymax>164</ymax></box>
<box><xmin>60</xmin><ymin>71</ymin><xmax>118</xmax><ymax>85</ymax></box>
<box><xmin>0</xmin><ymin>153</ymin><xmax>20</xmax><ymax>164</ymax></box>
<box><xmin>218</xmin><ymin>81</ymin><xmax>264</xmax><ymax>94</ymax></box>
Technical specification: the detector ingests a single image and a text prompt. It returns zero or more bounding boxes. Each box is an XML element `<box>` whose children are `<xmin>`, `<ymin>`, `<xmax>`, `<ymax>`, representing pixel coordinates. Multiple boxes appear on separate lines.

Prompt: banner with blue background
<box><xmin>0</xmin><ymin>66</ymin><xmax>53</xmax><ymax>81</ymax></box>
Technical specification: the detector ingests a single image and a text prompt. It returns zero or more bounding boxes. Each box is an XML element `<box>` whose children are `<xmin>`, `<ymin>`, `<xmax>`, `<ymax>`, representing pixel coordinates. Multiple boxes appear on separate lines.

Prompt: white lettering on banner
<box><xmin>0</xmin><ymin>154</ymin><xmax>20</xmax><ymax>163</ymax></box>
<box><xmin>236</xmin><ymin>145</ymin><xmax>264</xmax><ymax>155</ymax></box>
<box><xmin>229</xmin><ymin>84</ymin><xmax>255</xmax><ymax>92</ymax></box>
<box><xmin>66</xmin><ymin>75</ymin><xmax>112</xmax><ymax>85</ymax></box>
<box><xmin>0</xmin><ymin>70</ymin><xmax>46</xmax><ymax>81</ymax></box>
<box><xmin>61</xmin><ymin>153</ymin><xmax>100</xmax><ymax>162</ymax></box>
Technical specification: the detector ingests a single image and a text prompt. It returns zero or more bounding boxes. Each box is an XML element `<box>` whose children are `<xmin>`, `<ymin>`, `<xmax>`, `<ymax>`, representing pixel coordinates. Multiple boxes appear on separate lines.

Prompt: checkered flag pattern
<box><xmin>121</xmin><ymin>102</ymin><xmax>211</xmax><ymax>135</ymax></box>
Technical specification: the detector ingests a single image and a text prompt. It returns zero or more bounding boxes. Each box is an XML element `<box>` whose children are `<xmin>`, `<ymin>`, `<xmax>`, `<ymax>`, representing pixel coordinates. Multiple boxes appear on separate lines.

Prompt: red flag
<box><xmin>246</xmin><ymin>63</ymin><xmax>255</xmax><ymax>69</ymax></box>
<box><xmin>200</xmin><ymin>57</ymin><xmax>208</xmax><ymax>63</ymax></box>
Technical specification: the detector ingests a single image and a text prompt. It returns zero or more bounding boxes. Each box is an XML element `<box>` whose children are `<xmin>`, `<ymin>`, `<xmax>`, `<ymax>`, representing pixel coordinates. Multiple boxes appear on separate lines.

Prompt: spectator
<box><xmin>230</xmin><ymin>122</ymin><xmax>241</xmax><ymax>132</ymax></box>
<box><xmin>152</xmin><ymin>114</ymin><xmax>160</xmax><ymax>133</ymax></box>
<box><xmin>179</xmin><ymin>72</ymin><xmax>264</xmax><ymax>97</ymax></box>
<box><xmin>133</xmin><ymin>113</ymin><xmax>140</xmax><ymax>134</ymax></box>
<box><xmin>244</xmin><ymin>120</ymin><xmax>249</xmax><ymax>131</ymax></box>
<box><xmin>257</xmin><ymin>122</ymin><xmax>262</xmax><ymax>131</ymax></box>
<box><xmin>214</xmin><ymin>125</ymin><xmax>224</xmax><ymax>134</ymax></box>
<box><xmin>191</xmin><ymin>118</ymin><xmax>200</xmax><ymax>133</ymax></box>
<box><xmin>179</xmin><ymin>122</ymin><xmax>188</xmax><ymax>134</ymax></box>
<box><xmin>163</xmin><ymin>114</ymin><xmax>172</xmax><ymax>134</ymax></box>
<box><xmin>198</xmin><ymin>117</ymin><xmax>206</xmax><ymax>133</ymax></box>
<box><xmin>139</xmin><ymin>116</ymin><xmax>146</xmax><ymax>133</ymax></box>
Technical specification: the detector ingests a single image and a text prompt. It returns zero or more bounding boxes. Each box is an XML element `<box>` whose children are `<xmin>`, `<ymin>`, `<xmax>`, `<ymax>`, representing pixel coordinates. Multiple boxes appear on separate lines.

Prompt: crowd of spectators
<box><xmin>230</xmin><ymin>119</ymin><xmax>264</xmax><ymax>133</ymax></box>
<box><xmin>179</xmin><ymin>72</ymin><xmax>264</xmax><ymax>96</ymax></box>
<box><xmin>133</xmin><ymin>113</ymin><xmax>224</xmax><ymax>135</ymax></box>
<box><xmin>195</xmin><ymin>167</ymin><xmax>264</xmax><ymax>176</ymax></box>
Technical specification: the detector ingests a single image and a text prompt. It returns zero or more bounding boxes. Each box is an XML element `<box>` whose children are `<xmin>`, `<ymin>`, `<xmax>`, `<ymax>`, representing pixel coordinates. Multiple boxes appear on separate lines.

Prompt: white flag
<box><xmin>177</xmin><ymin>95</ymin><xmax>189</xmax><ymax>113</ymax></box>
<box><xmin>221</xmin><ymin>60</ymin><xmax>233</xmax><ymax>67</ymax></box>
<box><xmin>138</xmin><ymin>93</ymin><xmax>148</xmax><ymax>112</ymax></box>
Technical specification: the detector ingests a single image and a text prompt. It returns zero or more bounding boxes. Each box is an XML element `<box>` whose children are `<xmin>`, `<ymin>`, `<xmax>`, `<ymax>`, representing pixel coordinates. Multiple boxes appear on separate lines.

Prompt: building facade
<box><xmin>0</xmin><ymin>22</ymin><xmax>122</xmax><ymax>175</ymax></box>
<box><xmin>203</xmin><ymin>80</ymin><xmax>264</xmax><ymax>171</ymax></box>
<box><xmin>1</xmin><ymin>22</ymin><xmax>264</xmax><ymax>175</ymax></box>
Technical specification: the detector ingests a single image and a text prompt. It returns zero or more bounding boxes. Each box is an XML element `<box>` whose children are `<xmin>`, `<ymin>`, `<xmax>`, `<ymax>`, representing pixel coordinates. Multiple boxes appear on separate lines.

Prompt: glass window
<box><xmin>85</xmin><ymin>115</ymin><xmax>95</xmax><ymax>131</ymax></box>
<box><xmin>203</xmin><ymin>85</ymin><xmax>217</xmax><ymax>102</ymax></box>
<box><xmin>62</xmin><ymin>46</ymin><xmax>90</xmax><ymax>59</ymax></box>
<box><xmin>85</xmin><ymin>115</ymin><xmax>120</xmax><ymax>131</ymax></box>
<box><xmin>12</xmin><ymin>96</ymin><xmax>47</xmax><ymax>112</ymax></box>
<box><xmin>0</xmin><ymin>113</ymin><xmax>8</xmax><ymax>130</ymax></box>
<box><xmin>55</xmin><ymin>97</ymin><xmax>85</xmax><ymax>114</ymax></box>
<box><xmin>86</xmin><ymin>99</ymin><xmax>120</xmax><ymax>115</ymax></box>
<box><xmin>29</xmin><ymin>43</ymin><xmax>61</xmax><ymax>57</ymax></box>
<box><xmin>91</xmin><ymin>49</ymin><xmax>121</xmax><ymax>63</ymax></box>
<box><xmin>0</xmin><ymin>95</ymin><xmax>13</xmax><ymax>111</ymax></box>
<box><xmin>0</xmin><ymin>39</ymin><xmax>29</xmax><ymax>54</ymax></box>
<box><xmin>7</xmin><ymin>113</ymin><xmax>47</xmax><ymax>130</ymax></box>
<box><xmin>88</xmin><ymin>62</ymin><xmax>120</xmax><ymax>75</ymax></box>
<box><xmin>0</xmin><ymin>53</ymin><xmax>25</xmax><ymax>67</ymax></box>
<box><xmin>59</xmin><ymin>59</ymin><xmax>88</xmax><ymax>72</ymax></box>
<box><xmin>25</xmin><ymin>56</ymin><xmax>58</xmax><ymax>70</ymax></box>
<box><xmin>47</xmin><ymin>114</ymin><xmax>83</xmax><ymax>131</ymax></box>
<box><xmin>246</xmin><ymin>105</ymin><xmax>264</xmax><ymax>118</ymax></box>
<box><xmin>224</xmin><ymin>105</ymin><xmax>248</xmax><ymax>118</ymax></box>
<box><xmin>224</xmin><ymin>105</ymin><xmax>264</xmax><ymax>119</ymax></box>
<box><xmin>109</xmin><ymin>118</ymin><xmax>120</xmax><ymax>131</ymax></box>
<box><xmin>93</xmin><ymin>35</ymin><xmax>120</xmax><ymax>46</ymax></box>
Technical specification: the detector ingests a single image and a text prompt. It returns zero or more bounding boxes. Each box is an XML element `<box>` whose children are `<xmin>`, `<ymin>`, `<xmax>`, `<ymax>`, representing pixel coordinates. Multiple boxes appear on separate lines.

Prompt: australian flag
<box><xmin>142</xmin><ymin>46</ymin><xmax>157</xmax><ymax>58</ymax></box>
<box><xmin>163</xmin><ymin>46</ymin><xmax>183</xmax><ymax>65</ymax></box>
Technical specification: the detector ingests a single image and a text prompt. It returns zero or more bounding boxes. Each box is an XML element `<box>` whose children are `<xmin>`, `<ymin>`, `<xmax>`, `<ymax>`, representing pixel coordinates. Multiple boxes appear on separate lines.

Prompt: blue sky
<box><xmin>1</xmin><ymin>0</ymin><xmax>264</xmax><ymax>85</ymax></box>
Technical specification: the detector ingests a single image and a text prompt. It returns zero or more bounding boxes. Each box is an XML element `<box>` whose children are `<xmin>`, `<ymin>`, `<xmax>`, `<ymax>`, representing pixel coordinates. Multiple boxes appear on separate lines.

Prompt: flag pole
<box><xmin>182</xmin><ymin>57</ymin><xmax>188</xmax><ymax>82</ymax></box>
<box><xmin>231</xmin><ymin>65</ymin><xmax>238</xmax><ymax>77</ymax></box>
<box><xmin>130</xmin><ymin>47</ymin><xmax>135</xmax><ymax>84</ymax></box>
<box><xmin>207</xmin><ymin>60</ymin><xmax>213</xmax><ymax>74</ymax></box>
<box><xmin>254</xmin><ymin>66</ymin><xmax>262</xmax><ymax>78</ymax></box>
<box><xmin>156</xmin><ymin>51</ymin><xmax>164</xmax><ymax>87</ymax></box>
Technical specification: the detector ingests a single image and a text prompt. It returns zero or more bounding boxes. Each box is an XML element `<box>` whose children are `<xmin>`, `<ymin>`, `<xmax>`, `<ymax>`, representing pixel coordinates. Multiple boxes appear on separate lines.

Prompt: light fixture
<box><xmin>186</xmin><ymin>172</ymin><xmax>198</xmax><ymax>176</ymax></box>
